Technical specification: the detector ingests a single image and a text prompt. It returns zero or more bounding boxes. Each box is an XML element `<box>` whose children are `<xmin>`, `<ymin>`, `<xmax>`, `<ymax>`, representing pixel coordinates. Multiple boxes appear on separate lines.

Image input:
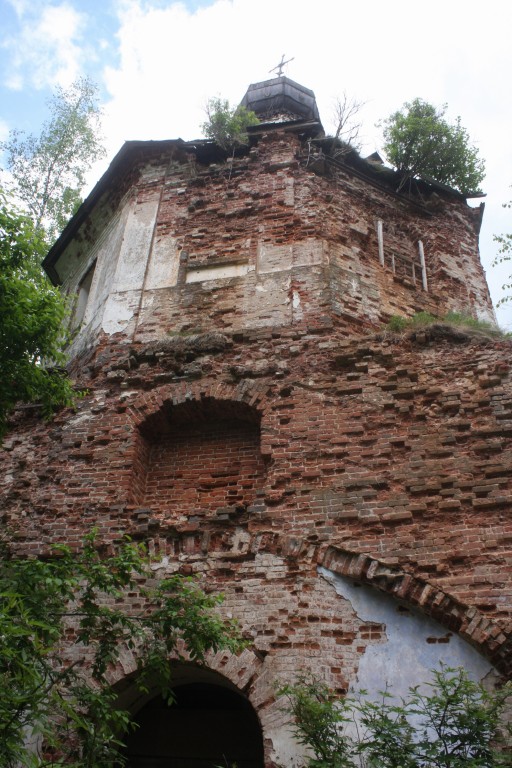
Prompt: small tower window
<box><xmin>73</xmin><ymin>261</ymin><xmax>96</xmax><ymax>328</ymax></box>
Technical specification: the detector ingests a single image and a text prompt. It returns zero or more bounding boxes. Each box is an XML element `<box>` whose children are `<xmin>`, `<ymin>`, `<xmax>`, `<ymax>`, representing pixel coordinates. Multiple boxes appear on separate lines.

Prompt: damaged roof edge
<box><xmin>42</xmin><ymin>133</ymin><xmax>487</xmax><ymax>286</ymax></box>
<box><xmin>42</xmin><ymin>139</ymin><xmax>188</xmax><ymax>285</ymax></box>
<box><xmin>43</xmin><ymin>125</ymin><xmax>325</xmax><ymax>284</ymax></box>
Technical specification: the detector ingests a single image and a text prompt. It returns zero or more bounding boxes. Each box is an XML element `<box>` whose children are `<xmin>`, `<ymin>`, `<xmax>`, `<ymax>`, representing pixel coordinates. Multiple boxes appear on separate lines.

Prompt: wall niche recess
<box><xmin>131</xmin><ymin>398</ymin><xmax>266</xmax><ymax>520</ymax></box>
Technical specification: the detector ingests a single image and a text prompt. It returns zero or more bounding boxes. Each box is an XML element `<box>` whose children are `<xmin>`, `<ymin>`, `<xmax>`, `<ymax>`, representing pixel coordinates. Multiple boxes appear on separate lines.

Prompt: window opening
<box><xmin>73</xmin><ymin>260</ymin><xmax>96</xmax><ymax>327</ymax></box>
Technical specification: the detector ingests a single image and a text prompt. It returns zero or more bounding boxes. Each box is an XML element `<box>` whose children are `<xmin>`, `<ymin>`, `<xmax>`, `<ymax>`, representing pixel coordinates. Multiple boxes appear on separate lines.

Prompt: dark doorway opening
<box><xmin>124</xmin><ymin>679</ymin><xmax>264</xmax><ymax>768</ymax></box>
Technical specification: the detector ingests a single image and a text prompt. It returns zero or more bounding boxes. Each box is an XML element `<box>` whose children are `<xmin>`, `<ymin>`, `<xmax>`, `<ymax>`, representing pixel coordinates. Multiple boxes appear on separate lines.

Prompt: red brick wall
<box><xmin>2</xmin><ymin>325</ymin><xmax>511</xmax><ymax>765</ymax></box>
<box><xmin>3</xmin><ymin>328</ymin><xmax>510</xmax><ymax>624</ymax></box>
<box><xmin>1</xmin><ymin>129</ymin><xmax>509</xmax><ymax>766</ymax></box>
<box><xmin>63</xmin><ymin>132</ymin><xmax>493</xmax><ymax>353</ymax></box>
<box><xmin>136</xmin><ymin>416</ymin><xmax>265</xmax><ymax>517</ymax></box>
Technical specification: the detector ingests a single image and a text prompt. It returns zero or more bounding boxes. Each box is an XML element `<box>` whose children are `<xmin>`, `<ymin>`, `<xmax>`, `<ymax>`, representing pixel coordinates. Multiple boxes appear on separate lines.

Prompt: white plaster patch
<box><xmin>319</xmin><ymin>567</ymin><xmax>494</xmax><ymax>699</ymax></box>
<box><xmin>102</xmin><ymin>292</ymin><xmax>138</xmax><ymax>335</ymax></box>
<box><xmin>257</xmin><ymin>243</ymin><xmax>293</xmax><ymax>274</ymax></box>
<box><xmin>119</xmin><ymin>390</ymin><xmax>139</xmax><ymax>402</ymax></box>
<box><xmin>281</xmin><ymin>177</ymin><xmax>294</xmax><ymax>207</ymax></box>
<box><xmin>185</xmin><ymin>262</ymin><xmax>249</xmax><ymax>283</ymax></box>
<box><xmin>268</xmin><ymin>729</ymin><xmax>304</xmax><ymax>768</ymax></box>
<box><xmin>145</xmin><ymin>237</ymin><xmax>180</xmax><ymax>289</ymax></box>
<box><xmin>112</xmin><ymin>198</ymin><xmax>160</xmax><ymax>293</ymax></box>
<box><xmin>66</xmin><ymin>412</ymin><xmax>94</xmax><ymax>427</ymax></box>
<box><xmin>293</xmin><ymin>239</ymin><xmax>326</xmax><ymax>267</ymax></box>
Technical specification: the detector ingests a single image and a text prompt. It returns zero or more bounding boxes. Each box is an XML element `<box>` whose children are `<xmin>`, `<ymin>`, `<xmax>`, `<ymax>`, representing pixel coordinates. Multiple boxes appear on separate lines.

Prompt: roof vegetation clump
<box><xmin>380</xmin><ymin>98</ymin><xmax>485</xmax><ymax>197</ymax></box>
<box><xmin>202</xmin><ymin>97</ymin><xmax>259</xmax><ymax>153</ymax></box>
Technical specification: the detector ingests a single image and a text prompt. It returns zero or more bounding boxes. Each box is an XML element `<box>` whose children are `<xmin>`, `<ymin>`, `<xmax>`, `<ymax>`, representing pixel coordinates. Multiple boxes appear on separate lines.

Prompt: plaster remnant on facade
<box><xmin>320</xmin><ymin>567</ymin><xmax>495</xmax><ymax>700</ymax></box>
<box><xmin>2</xmin><ymin>74</ymin><xmax>510</xmax><ymax>768</ymax></box>
<box><xmin>102</xmin><ymin>292</ymin><xmax>138</xmax><ymax>335</ymax></box>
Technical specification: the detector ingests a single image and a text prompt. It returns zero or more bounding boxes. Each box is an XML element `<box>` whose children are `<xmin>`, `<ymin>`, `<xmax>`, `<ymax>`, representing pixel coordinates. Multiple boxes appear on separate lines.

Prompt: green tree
<box><xmin>202</xmin><ymin>97</ymin><xmax>259</xmax><ymax>152</ymax></box>
<box><xmin>381</xmin><ymin>99</ymin><xmax>485</xmax><ymax>196</ymax></box>
<box><xmin>281</xmin><ymin>667</ymin><xmax>511</xmax><ymax>768</ymax></box>
<box><xmin>0</xmin><ymin>532</ymin><xmax>243</xmax><ymax>767</ymax></box>
<box><xmin>280</xmin><ymin>675</ymin><xmax>357</xmax><ymax>768</ymax></box>
<box><xmin>1</xmin><ymin>77</ymin><xmax>105</xmax><ymax>242</ymax></box>
<box><xmin>0</xmin><ymin>188</ymin><xmax>74</xmax><ymax>439</ymax></box>
<box><xmin>493</xmin><ymin>195</ymin><xmax>512</xmax><ymax>306</ymax></box>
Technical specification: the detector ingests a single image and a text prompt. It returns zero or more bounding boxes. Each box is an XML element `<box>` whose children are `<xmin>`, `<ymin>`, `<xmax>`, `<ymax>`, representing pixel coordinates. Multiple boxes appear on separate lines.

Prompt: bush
<box><xmin>386</xmin><ymin>311</ymin><xmax>501</xmax><ymax>335</ymax></box>
<box><xmin>280</xmin><ymin>666</ymin><xmax>511</xmax><ymax>768</ymax></box>
<box><xmin>202</xmin><ymin>97</ymin><xmax>259</xmax><ymax>152</ymax></box>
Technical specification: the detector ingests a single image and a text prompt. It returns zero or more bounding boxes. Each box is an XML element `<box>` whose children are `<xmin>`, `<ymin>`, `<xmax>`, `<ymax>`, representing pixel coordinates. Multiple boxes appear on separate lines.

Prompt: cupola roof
<box><xmin>240</xmin><ymin>76</ymin><xmax>321</xmax><ymax>125</ymax></box>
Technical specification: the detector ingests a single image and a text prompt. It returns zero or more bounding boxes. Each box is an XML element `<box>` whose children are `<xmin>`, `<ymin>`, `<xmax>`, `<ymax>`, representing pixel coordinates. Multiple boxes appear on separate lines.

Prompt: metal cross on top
<box><xmin>269</xmin><ymin>54</ymin><xmax>294</xmax><ymax>77</ymax></box>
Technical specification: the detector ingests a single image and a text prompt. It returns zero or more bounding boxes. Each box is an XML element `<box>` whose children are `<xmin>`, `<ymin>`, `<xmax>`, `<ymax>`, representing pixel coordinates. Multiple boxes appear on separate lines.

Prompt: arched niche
<box><xmin>121</xmin><ymin>664</ymin><xmax>264</xmax><ymax>768</ymax></box>
<box><xmin>130</xmin><ymin>398</ymin><xmax>266</xmax><ymax>519</ymax></box>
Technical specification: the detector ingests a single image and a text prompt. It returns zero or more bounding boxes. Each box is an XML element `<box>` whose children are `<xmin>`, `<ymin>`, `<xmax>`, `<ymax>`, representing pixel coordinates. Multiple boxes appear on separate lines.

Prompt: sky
<box><xmin>1</xmin><ymin>0</ymin><xmax>511</xmax><ymax>329</ymax></box>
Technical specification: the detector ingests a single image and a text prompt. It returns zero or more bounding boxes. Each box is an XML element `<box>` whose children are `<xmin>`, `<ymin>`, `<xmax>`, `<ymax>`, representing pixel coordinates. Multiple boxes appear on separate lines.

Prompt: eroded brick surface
<box><xmin>3</xmin><ymin>329</ymin><xmax>511</xmax><ymax>632</ymax></box>
<box><xmin>2</xmin><ymin>128</ymin><xmax>510</xmax><ymax>766</ymax></box>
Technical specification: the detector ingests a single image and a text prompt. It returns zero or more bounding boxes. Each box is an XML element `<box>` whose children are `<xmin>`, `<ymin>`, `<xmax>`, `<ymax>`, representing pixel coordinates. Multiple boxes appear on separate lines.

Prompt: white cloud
<box><xmin>1</xmin><ymin>0</ymin><xmax>508</xmax><ymax>327</ymax></box>
<box><xmin>94</xmin><ymin>0</ymin><xmax>512</xmax><ymax>329</ymax></box>
<box><xmin>2</xmin><ymin>2</ymin><xmax>86</xmax><ymax>90</ymax></box>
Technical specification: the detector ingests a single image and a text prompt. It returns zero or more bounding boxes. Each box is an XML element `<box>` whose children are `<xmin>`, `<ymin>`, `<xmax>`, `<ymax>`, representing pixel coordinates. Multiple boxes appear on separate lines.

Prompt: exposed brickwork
<box><xmin>2</xmin><ymin>125</ymin><xmax>510</xmax><ymax>766</ymax></box>
<box><xmin>52</xmin><ymin>131</ymin><xmax>494</xmax><ymax>363</ymax></box>
<box><xmin>321</xmin><ymin>547</ymin><xmax>512</xmax><ymax>676</ymax></box>
<box><xmin>136</xmin><ymin>410</ymin><xmax>265</xmax><ymax>518</ymax></box>
<box><xmin>3</xmin><ymin>328</ymin><xmax>511</xmax><ymax>623</ymax></box>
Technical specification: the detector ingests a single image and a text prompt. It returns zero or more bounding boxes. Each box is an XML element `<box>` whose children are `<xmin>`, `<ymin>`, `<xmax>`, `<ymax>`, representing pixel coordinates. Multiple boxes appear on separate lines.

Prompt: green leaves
<box><xmin>381</xmin><ymin>99</ymin><xmax>485</xmax><ymax>196</ymax></box>
<box><xmin>0</xmin><ymin>79</ymin><xmax>106</xmax><ymax>433</ymax></box>
<box><xmin>0</xmin><ymin>188</ymin><xmax>75</xmax><ymax>438</ymax></box>
<box><xmin>0</xmin><ymin>534</ymin><xmax>244</xmax><ymax>767</ymax></box>
<box><xmin>281</xmin><ymin>667</ymin><xmax>511</xmax><ymax>768</ymax></box>
<box><xmin>1</xmin><ymin>77</ymin><xmax>105</xmax><ymax>243</ymax></box>
<box><xmin>202</xmin><ymin>97</ymin><xmax>259</xmax><ymax>152</ymax></box>
<box><xmin>279</xmin><ymin>676</ymin><xmax>356</xmax><ymax>768</ymax></box>
<box><xmin>360</xmin><ymin>667</ymin><xmax>511</xmax><ymax>768</ymax></box>
<box><xmin>493</xmin><ymin>196</ymin><xmax>512</xmax><ymax>306</ymax></box>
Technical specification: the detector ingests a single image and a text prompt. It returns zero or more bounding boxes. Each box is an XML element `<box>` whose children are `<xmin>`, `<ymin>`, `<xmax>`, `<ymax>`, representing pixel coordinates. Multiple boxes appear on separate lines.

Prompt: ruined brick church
<box><xmin>1</xmin><ymin>75</ymin><xmax>511</xmax><ymax>767</ymax></box>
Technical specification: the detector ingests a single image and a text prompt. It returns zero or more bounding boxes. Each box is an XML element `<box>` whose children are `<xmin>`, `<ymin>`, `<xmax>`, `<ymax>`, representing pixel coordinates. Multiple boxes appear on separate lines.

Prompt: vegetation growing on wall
<box><xmin>326</xmin><ymin>92</ymin><xmax>366</xmax><ymax>159</ymax></box>
<box><xmin>381</xmin><ymin>99</ymin><xmax>485</xmax><ymax>196</ymax></box>
<box><xmin>0</xmin><ymin>532</ymin><xmax>243</xmax><ymax>767</ymax></box>
<box><xmin>386</xmin><ymin>311</ymin><xmax>503</xmax><ymax>336</ymax></box>
<box><xmin>202</xmin><ymin>97</ymin><xmax>259</xmax><ymax>152</ymax></box>
<box><xmin>281</xmin><ymin>667</ymin><xmax>511</xmax><ymax>768</ymax></box>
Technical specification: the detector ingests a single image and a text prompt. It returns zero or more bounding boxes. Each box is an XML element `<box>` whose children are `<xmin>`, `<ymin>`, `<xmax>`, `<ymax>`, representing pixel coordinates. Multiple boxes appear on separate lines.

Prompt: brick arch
<box><xmin>126</xmin><ymin>383</ymin><xmax>271</xmax><ymax>517</ymax></box>
<box><xmin>110</xmin><ymin>649</ymin><xmax>265</xmax><ymax>766</ymax></box>
<box><xmin>111</xmin><ymin>646</ymin><xmax>265</xmax><ymax>711</ymax></box>
<box><xmin>125</xmin><ymin>381</ymin><xmax>273</xmax><ymax>463</ymax></box>
<box><xmin>125</xmin><ymin>380</ymin><xmax>273</xmax><ymax>429</ymax></box>
<box><xmin>321</xmin><ymin>546</ymin><xmax>512</xmax><ymax>678</ymax></box>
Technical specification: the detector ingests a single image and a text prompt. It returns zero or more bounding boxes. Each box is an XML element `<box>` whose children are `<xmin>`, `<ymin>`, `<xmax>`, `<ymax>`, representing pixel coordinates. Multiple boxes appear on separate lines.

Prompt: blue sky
<box><xmin>1</xmin><ymin>0</ymin><xmax>511</xmax><ymax>328</ymax></box>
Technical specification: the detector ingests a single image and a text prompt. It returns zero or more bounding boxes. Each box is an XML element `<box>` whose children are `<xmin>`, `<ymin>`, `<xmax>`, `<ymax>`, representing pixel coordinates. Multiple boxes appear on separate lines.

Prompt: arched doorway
<box><xmin>122</xmin><ymin>665</ymin><xmax>264</xmax><ymax>768</ymax></box>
